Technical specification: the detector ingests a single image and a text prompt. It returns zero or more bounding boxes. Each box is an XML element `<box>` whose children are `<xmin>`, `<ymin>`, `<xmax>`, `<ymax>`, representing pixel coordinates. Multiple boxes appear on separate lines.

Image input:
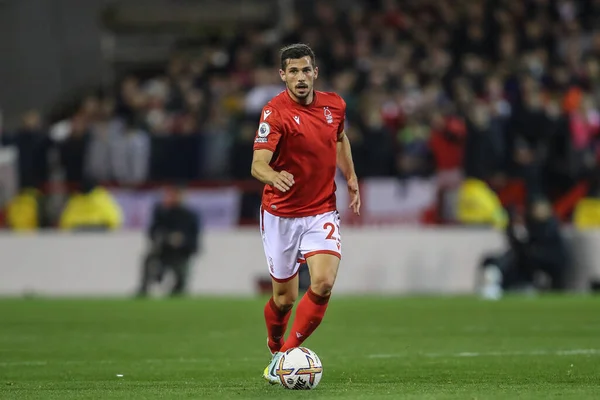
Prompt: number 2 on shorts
<box><xmin>323</xmin><ymin>222</ymin><xmax>337</xmax><ymax>241</ymax></box>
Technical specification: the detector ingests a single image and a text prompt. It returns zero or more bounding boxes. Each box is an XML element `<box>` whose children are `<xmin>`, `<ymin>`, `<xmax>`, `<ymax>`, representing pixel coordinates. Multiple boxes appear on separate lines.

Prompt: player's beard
<box><xmin>290</xmin><ymin>82</ymin><xmax>311</xmax><ymax>100</ymax></box>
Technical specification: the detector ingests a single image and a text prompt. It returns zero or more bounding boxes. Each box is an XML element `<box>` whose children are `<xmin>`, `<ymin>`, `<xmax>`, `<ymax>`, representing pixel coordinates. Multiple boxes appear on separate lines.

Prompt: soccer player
<box><xmin>250</xmin><ymin>43</ymin><xmax>360</xmax><ymax>384</ymax></box>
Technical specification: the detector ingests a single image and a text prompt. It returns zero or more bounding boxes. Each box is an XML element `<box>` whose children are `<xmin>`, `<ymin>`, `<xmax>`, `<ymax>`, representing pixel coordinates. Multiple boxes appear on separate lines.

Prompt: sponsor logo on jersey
<box><xmin>258</xmin><ymin>122</ymin><xmax>270</xmax><ymax>137</ymax></box>
<box><xmin>293</xmin><ymin>115</ymin><xmax>300</xmax><ymax>125</ymax></box>
<box><xmin>263</xmin><ymin>109</ymin><xmax>272</xmax><ymax>120</ymax></box>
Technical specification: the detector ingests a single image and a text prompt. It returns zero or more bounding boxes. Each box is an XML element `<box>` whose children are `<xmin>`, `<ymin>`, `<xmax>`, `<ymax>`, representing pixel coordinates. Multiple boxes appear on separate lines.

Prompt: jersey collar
<box><xmin>285</xmin><ymin>88</ymin><xmax>318</xmax><ymax>109</ymax></box>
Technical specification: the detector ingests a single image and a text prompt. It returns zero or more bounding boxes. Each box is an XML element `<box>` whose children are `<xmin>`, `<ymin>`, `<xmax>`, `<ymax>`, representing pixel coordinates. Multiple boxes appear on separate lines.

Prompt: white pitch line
<box><xmin>0</xmin><ymin>360</ymin><xmax>48</xmax><ymax>367</ymax></box>
<box><xmin>368</xmin><ymin>349</ymin><xmax>600</xmax><ymax>359</ymax></box>
<box><xmin>2</xmin><ymin>350</ymin><xmax>598</xmax><ymax>368</ymax></box>
<box><xmin>0</xmin><ymin>356</ymin><xmax>263</xmax><ymax>368</ymax></box>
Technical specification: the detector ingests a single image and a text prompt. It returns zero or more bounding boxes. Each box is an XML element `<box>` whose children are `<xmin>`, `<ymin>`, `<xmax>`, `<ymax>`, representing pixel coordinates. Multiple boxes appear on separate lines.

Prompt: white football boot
<box><xmin>262</xmin><ymin>351</ymin><xmax>283</xmax><ymax>385</ymax></box>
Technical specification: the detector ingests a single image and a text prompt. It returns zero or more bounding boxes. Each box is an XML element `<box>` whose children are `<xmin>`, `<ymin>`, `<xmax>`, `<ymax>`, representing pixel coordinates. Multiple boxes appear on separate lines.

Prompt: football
<box><xmin>275</xmin><ymin>347</ymin><xmax>323</xmax><ymax>390</ymax></box>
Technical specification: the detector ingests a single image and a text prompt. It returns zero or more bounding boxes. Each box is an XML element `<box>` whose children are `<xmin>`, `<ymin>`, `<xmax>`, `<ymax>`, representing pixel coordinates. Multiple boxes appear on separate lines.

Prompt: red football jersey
<box><xmin>253</xmin><ymin>90</ymin><xmax>346</xmax><ymax>217</ymax></box>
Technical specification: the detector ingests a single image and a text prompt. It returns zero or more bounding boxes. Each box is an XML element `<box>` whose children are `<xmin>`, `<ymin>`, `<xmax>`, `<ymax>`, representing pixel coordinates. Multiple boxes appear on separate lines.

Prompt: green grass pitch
<box><xmin>1</xmin><ymin>295</ymin><xmax>599</xmax><ymax>399</ymax></box>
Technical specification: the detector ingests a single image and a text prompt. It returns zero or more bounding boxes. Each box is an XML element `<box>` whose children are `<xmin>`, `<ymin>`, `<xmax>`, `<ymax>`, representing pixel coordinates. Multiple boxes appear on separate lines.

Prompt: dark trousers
<box><xmin>517</xmin><ymin>252</ymin><xmax>567</xmax><ymax>290</ymax></box>
<box><xmin>138</xmin><ymin>252</ymin><xmax>191</xmax><ymax>296</ymax></box>
<box><xmin>482</xmin><ymin>249</ymin><xmax>567</xmax><ymax>291</ymax></box>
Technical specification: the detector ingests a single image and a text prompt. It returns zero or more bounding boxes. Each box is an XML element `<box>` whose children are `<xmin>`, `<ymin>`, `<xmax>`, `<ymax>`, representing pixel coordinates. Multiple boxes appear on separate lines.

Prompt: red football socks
<box><xmin>264</xmin><ymin>297</ymin><xmax>292</xmax><ymax>354</ymax></box>
<box><xmin>280</xmin><ymin>287</ymin><xmax>330</xmax><ymax>352</ymax></box>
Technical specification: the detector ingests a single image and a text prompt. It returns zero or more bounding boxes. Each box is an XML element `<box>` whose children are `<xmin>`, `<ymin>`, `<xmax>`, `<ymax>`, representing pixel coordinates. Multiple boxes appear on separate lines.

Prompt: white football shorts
<box><xmin>260</xmin><ymin>209</ymin><xmax>342</xmax><ymax>282</ymax></box>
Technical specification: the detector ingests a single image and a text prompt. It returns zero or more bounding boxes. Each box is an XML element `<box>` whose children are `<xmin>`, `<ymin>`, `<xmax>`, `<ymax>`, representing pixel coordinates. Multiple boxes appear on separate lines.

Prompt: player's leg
<box><xmin>262</xmin><ymin>273</ymin><xmax>298</xmax><ymax>384</ymax></box>
<box><xmin>263</xmin><ymin>263</ymin><xmax>300</xmax><ymax>385</ymax></box>
<box><xmin>261</xmin><ymin>210</ymin><xmax>304</xmax><ymax>384</ymax></box>
<box><xmin>280</xmin><ymin>211</ymin><xmax>341</xmax><ymax>351</ymax></box>
<box><xmin>265</xmin><ymin>273</ymin><xmax>298</xmax><ymax>354</ymax></box>
<box><xmin>280</xmin><ymin>254</ymin><xmax>339</xmax><ymax>351</ymax></box>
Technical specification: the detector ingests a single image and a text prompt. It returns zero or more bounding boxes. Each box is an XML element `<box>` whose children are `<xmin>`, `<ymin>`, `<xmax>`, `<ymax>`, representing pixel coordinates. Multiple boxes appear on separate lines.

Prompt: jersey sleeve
<box><xmin>337</xmin><ymin>96</ymin><xmax>347</xmax><ymax>137</ymax></box>
<box><xmin>253</xmin><ymin>106</ymin><xmax>283</xmax><ymax>152</ymax></box>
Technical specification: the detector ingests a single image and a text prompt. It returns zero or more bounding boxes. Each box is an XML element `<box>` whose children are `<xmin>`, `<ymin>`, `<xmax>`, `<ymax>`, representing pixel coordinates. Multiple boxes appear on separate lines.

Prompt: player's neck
<box><xmin>286</xmin><ymin>88</ymin><xmax>314</xmax><ymax>106</ymax></box>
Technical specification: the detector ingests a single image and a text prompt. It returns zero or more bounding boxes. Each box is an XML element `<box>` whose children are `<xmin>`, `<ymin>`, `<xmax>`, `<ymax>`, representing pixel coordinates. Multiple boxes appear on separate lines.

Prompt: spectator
<box><xmin>567</xmin><ymin>94</ymin><xmax>600</xmax><ymax>177</ymax></box>
<box><xmin>358</xmin><ymin>103</ymin><xmax>392</xmax><ymax>177</ymax></box>
<box><xmin>464</xmin><ymin>101</ymin><xmax>507</xmax><ymax>182</ymax></box>
<box><xmin>230</xmin><ymin>120</ymin><xmax>258</xmax><ymax>180</ymax></box>
<box><xmin>396</xmin><ymin>116</ymin><xmax>434</xmax><ymax>179</ymax></box>
<box><xmin>428</xmin><ymin>113</ymin><xmax>467</xmax><ymax>173</ymax></box>
<box><xmin>573</xmin><ymin>175</ymin><xmax>600</xmax><ymax>229</ymax></box>
<box><xmin>115</xmin><ymin>76</ymin><xmax>146</xmax><ymax>122</ymax></box>
<box><xmin>111</xmin><ymin>118</ymin><xmax>150</xmax><ymax>185</ymax></box>
<box><xmin>59</xmin><ymin>178</ymin><xmax>123</xmax><ymax>231</ymax></box>
<box><xmin>58</xmin><ymin>114</ymin><xmax>91</xmax><ymax>185</ymax></box>
<box><xmin>2</xmin><ymin>110</ymin><xmax>51</xmax><ymax>189</ymax></box>
<box><xmin>201</xmin><ymin>105</ymin><xmax>232</xmax><ymax>179</ymax></box>
<box><xmin>5</xmin><ymin>188</ymin><xmax>43</xmax><ymax>231</ymax></box>
<box><xmin>86</xmin><ymin>98</ymin><xmax>125</xmax><ymax>182</ymax></box>
<box><xmin>456</xmin><ymin>177</ymin><xmax>508</xmax><ymax>229</ymax></box>
<box><xmin>244</xmin><ymin>68</ymin><xmax>284</xmax><ymax>116</ymax></box>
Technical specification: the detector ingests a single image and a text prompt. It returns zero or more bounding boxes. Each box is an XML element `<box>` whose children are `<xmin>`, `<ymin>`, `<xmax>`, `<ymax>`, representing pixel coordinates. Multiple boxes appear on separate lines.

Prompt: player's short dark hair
<box><xmin>280</xmin><ymin>44</ymin><xmax>316</xmax><ymax>70</ymax></box>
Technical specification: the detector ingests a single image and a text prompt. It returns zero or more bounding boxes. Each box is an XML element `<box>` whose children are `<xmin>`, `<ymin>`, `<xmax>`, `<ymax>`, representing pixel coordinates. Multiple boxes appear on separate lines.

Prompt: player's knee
<box><xmin>273</xmin><ymin>293</ymin><xmax>296</xmax><ymax>311</ymax></box>
<box><xmin>311</xmin><ymin>276</ymin><xmax>335</xmax><ymax>297</ymax></box>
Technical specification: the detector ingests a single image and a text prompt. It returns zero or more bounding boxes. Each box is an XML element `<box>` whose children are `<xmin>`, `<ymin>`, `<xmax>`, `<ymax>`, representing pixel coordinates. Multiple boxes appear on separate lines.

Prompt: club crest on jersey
<box><xmin>324</xmin><ymin>107</ymin><xmax>333</xmax><ymax>124</ymax></box>
<box><xmin>258</xmin><ymin>122</ymin><xmax>270</xmax><ymax>138</ymax></box>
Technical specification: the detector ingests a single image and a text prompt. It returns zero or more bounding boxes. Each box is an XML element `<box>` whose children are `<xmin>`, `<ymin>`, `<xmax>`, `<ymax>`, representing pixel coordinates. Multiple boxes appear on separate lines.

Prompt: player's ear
<box><xmin>279</xmin><ymin>69</ymin><xmax>286</xmax><ymax>82</ymax></box>
<box><xmin>314</xmin><ymin>66</ymin><xmax>319</xmax><ymax>80</ymax></box>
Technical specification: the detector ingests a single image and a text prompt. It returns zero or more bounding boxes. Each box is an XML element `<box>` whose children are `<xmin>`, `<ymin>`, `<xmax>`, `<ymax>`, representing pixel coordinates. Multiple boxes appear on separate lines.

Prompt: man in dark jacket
<box><xmin>513</xmin><ymin>197</ymin><xmax>569</xmax><ymax>290</ymax></box>
<box><xmin>2</xmin><ymin>110</ymin><xmax>51</xmax><ymax>190</ymax></box>
<box><xmin>480</xmin><ymin>197</ymin><xmax>570</xmax><ymax>298</ymax></box>
<box><xmin>138</xmin><ymin>184</ymin><xmax>201</xmax><ymax>297</ymax></box>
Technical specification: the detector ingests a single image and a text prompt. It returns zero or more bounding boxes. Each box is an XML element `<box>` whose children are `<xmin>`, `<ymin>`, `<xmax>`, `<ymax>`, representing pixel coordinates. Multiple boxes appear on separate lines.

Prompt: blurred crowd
<box><xmin>3</xmin><ymin>0</ymin><xmax>600</xmax><ymax>229</ymax></box>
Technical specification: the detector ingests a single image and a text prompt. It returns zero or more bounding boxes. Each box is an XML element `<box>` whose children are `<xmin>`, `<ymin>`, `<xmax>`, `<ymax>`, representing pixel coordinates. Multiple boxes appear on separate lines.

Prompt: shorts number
<box><xmin>323</xmin><ymin>222</ymin><xmax>337</xmax><ymax>241</ymax></box>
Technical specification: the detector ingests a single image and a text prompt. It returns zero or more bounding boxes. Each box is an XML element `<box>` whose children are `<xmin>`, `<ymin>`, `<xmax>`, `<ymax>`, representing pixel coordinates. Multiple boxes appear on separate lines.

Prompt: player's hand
<box><xmin>347</xmin><ymin>175</ymin><xmax>361</xmax><ymax>215</ymax></box>
<box><xmin>270</xmin><ymin>170</ymin><xmax>295</xmax><ymax>193</ymax></box>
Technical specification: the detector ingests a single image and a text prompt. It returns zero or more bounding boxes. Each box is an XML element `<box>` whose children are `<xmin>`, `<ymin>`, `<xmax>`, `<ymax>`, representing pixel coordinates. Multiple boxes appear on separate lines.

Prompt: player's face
<box><xmin>280</xmin><ymin>56</ymin><xmax>318</xmax><ymax>103</ymax></box>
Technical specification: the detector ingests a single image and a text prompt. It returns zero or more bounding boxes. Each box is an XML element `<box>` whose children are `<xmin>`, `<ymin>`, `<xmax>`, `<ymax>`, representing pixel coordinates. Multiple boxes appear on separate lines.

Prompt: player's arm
<box><xmin>251</xmin><ymin>149</ymin><xmax>295</xmax><ymax>193</ymax></box>
<box><xmin>336</xmin><ymin>130</ymin><xmax>356</xmax><ymax>181</ymax></box>
<box><xmin>251</xmin><ymin>107</ymin><xmax>295</xmax><ymax>192</ymax></box>
<box><xmin>335</xmin><ymin>98</ymin><xmax>357</xmax><ymax>182</ymax></box>
<box><xmin>337</xmin><ymin>130</ymin><xmax>361</xmax><ymax>215</ymax></box>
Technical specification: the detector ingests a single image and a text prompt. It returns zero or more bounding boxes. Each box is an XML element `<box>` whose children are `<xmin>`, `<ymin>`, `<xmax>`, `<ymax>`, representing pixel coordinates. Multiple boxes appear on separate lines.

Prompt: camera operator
<box><xmin>480</xmin><ymin>197</ymin><xmax>569</xmax><ymax>298</ymax></box>
<box><xmin>138</xmin><ymin>184</ymin><xmax>201</xmax><ymax>297</ymax></box>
